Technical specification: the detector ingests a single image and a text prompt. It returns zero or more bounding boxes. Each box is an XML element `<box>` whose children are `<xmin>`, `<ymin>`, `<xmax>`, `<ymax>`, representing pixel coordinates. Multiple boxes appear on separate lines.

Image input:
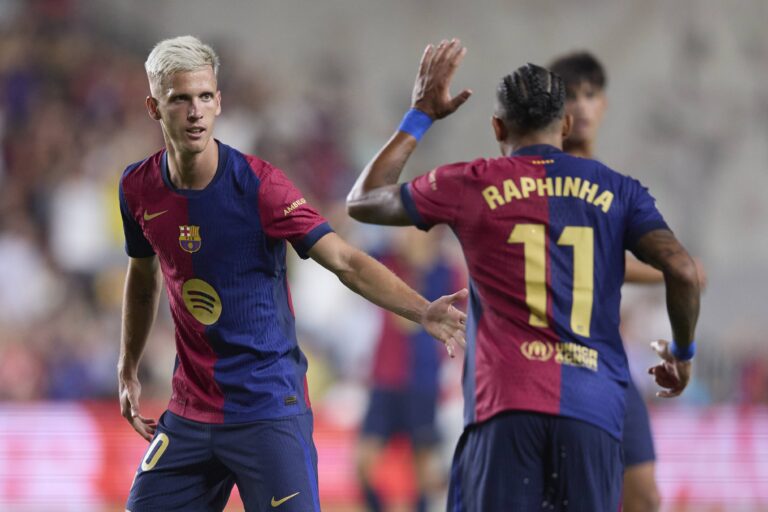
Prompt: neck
<box><xmin>562</xmin><ymin>138</ymin><xmax>594</xmax><ymax>159</ymax></box>
<box><xmin>502</xmin><ymin>130</ymin><xmax>563</xmax><ymax>156</ymax></box>
<box><xmin>165</xmin><ymin>137</ymin><xmax>219</xmax><ymax>190</ymax></box>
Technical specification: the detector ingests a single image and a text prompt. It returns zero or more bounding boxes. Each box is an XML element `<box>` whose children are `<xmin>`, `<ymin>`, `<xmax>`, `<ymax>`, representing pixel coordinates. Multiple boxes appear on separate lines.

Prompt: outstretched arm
<box><xmin>632</xmin><ymin>229</ymin><xmax>700</xmax><ymax>397</ymax></box>
<box><xmin>118</xmin><ymin>256</ymin><xmax>162</xmax><ymax>441</ymax></box>
<box><xmin>308</xmin><ymin>232</ymin><xmax>467</xmax><ymax>356</ymax></box>
<box><xmin>347</xmin><ymin>39</ymin><xmax>472</xmax><ymax>225</ymax></box>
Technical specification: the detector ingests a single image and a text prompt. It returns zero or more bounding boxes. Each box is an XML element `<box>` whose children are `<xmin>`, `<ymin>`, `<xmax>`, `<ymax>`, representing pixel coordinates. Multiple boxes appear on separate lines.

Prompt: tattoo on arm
<box><xmin>633</xmin><ymin>230</ymin><xmax>700</xmax><ymax>346</ymax></box>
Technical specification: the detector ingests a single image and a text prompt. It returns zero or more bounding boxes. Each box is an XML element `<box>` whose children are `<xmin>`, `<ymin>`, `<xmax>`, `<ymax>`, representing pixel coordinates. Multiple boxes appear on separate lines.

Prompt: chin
<box><xmin>183</xmin><ymin>137</ymin><xmax>211</xmax><ymax>154</ymax></box>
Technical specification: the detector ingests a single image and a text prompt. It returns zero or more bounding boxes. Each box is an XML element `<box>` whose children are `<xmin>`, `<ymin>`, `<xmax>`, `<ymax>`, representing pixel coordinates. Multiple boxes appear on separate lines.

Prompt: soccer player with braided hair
<box><xmin>550</xmin><ymin>50</ymin><xmax>707</xmax><ymax>512</ymax></box>
<box><xmin>347</xmin><ymin>39</ymin><xmax>700</xmax><ymax>510</ymax></box>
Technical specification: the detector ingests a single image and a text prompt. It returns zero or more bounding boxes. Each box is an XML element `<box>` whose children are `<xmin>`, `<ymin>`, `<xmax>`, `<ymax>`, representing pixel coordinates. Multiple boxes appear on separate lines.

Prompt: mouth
<box><xmin>186</xmin><ymin>126</ymin><xmax>206</xmax><ymax>140</ymax></box>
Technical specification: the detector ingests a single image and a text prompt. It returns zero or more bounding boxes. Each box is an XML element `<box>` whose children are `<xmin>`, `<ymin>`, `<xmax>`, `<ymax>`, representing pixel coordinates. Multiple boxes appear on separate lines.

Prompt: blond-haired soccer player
<box><xmin>117</xmin><ymin>36</ymin><xmax>466</xmax><ymax>512</ymax></box>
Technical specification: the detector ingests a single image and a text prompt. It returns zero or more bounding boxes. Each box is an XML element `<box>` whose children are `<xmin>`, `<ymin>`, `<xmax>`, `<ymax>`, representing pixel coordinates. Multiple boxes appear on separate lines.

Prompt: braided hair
<box><xmin>496</xmin><ymin>63</ymin><xmax>565</xmax><ymax>133</ymax></box>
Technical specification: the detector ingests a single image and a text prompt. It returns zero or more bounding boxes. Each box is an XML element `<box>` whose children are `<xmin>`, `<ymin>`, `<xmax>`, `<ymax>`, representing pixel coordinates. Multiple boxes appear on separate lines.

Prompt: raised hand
<box><xmin>647</xmin><ymin>339</ymin><xmax>692</xmax><ymax>398</ymax></box>
<box><xmin>422</xmin><ymin>289</ymin><xmax>468</xmax><ymax>357</ymax></box>
<box><xmin>411</xmin><ymin>38</ymin><xmax>472</xmax><ymax>120</ymax></box>
<box><xmin>119</xmin><ymin>374</ymin><xmax>157</xmax><ymax>442</ymax></box>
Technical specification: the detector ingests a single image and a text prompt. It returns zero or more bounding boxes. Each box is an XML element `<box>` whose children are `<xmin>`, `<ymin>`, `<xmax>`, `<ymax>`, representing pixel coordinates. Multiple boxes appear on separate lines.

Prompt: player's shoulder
<box><xmin>230</xmin><ymin>144</ymin><xmax>276</xmax><ymax>181</ymax></box>
<box><xmin>120</xmin><ymin>148</ymin><xmax>163</xmax><ymax>183</ymax></box>
<box><xmin>434</xmin><ymin>156</ymin><xmax>512</xmax><ymax>180</ymax></box>
<box><xmin>559</xmin><ymin>154</ymin><xmax>638</xmax><ymax>188</ymax></box>
<box><xmin>119</xmin><ymin>148</ymin><xmax>165</xmax><ymax>200</ymax></box>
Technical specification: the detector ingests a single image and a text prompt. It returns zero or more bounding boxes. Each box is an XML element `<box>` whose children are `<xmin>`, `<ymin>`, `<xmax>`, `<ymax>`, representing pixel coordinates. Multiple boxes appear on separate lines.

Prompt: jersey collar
<box><xmin>511</xmin><ymin>144</ymin><xmax>564</xmax><ymax>156</ymax></box>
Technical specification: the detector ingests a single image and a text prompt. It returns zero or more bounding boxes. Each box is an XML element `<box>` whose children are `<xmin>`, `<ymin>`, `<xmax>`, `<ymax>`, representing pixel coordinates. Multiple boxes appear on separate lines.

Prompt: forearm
<box><xmin>633</xmin><ymin>229</ymin><xmax>700</xmax><ymax>350</ymax></box>
<box><xmin>347</xmin><ymin>131</ymin><xmax>419</xmax><ymax>224</ymax></box>
<box><xmin>118</xmin><ymin>261</ymin><xmax>162</xmax><ymax>377</ymax></box>
<box><xmin>336</xmin><ymin>247</ymin><xmax>429</xmax><ymax>324</ymax></box>
<box><xmin>350</xmin><ymin>131</ymin><xmax>418</xmax><ymax>195</ymax></box>
<box><xmin>663</xmin><ymin>256</ymin><xmax>700</xmax><ymax>348</ymax></box>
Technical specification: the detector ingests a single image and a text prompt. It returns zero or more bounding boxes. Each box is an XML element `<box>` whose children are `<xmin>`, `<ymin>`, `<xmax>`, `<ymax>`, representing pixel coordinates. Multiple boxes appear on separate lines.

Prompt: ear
<box><xmin>492</xmin><ymin>116</ymin><xmax>507</xmax><ymax>142</ymax></box>
<box><xmin>561</xmin><ymin>114</ymin><xmax>573</xmax><ymax>139</ymax></box>
<box><xmin>146</xmin><ymin>96</ymin><xmax>161</xmax><ymax>121</ymax></box>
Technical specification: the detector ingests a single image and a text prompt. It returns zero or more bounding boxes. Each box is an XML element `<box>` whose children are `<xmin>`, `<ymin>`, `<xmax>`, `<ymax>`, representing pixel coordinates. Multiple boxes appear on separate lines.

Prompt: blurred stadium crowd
<box><xmin>0</xmin><ymin>0</ymin><xmax>767</xmax><ymax>414</ymax></box>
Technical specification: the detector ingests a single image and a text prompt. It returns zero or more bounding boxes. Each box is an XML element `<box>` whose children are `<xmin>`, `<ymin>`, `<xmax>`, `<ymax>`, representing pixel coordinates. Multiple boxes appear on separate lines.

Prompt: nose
<box><xmin>187</xmin><ymin>100</ymin><xmax>203</xmax><ymax>120</ymax></box>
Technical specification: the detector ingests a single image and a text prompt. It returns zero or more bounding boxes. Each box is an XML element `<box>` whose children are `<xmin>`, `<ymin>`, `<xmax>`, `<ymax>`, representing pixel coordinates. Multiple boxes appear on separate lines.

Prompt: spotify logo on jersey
<box><xmin>182</xmin><ymin>279</ymin><xmax>222</xmax><ymax>325</ymax></box>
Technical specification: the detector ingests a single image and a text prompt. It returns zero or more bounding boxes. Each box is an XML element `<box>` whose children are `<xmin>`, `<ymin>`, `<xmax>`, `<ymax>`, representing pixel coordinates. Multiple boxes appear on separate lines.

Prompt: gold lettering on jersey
<box><xmin>520</xmin><ymin>177</ymin><xmax>536</xmax><ymax>198</ymax></box>
<box><xmin>520</xmin><ymin>341</ymin><xmax>599</xmax><ymax>372</ymax></box>
<box><xmin>284</xmin><ymin>198</ymin><xmax>307</xmax><ymax>216</ymax></box>
<box><xmin>521</xmin><ymin>340</ymin><xmax>554</xmax><ymax>361</ymax></box>
<box><xmin>179</xmin><ymin>225</ymin><xmax>202</xmax><ymax>253</ymax></box>
<box><xmin>481</xmin><ymin>176</ymin><xmax>614</xmax><ymax>213</ymax></box>
<box><xmin>555</xmin><ymin>342</ymin><xmax>598</xmax><ymax>371</ymax></box>
<box><xmin>182</xmin><ymin>279</ymin><xmax>222</xmax><ymax>325</ymax></box>
<box><xmin>482</xmin><ymin>186</ymin><xmax>504</xmax><ymax>210</ymax></box>
<box><xmin>503</xmin><ymin>179</ymin><xmax>522</xmax><ymax>201</ymax></box>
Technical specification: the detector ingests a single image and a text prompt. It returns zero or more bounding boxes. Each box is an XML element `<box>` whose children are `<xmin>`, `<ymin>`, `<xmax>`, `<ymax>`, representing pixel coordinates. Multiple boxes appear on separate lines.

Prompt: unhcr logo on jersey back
<box><xmin>521</xmin><ymin>340</ymin><xmax>599</xmax><ymax>371</ymax></box>
<box><xmin>521</xmin><ymin>340</ymin><xmax>554</xmax><ymax>361</ymax></box>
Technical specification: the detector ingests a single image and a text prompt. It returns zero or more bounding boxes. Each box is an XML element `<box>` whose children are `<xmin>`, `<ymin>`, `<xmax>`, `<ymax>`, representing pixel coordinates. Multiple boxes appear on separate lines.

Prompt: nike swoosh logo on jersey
<box><xmin>143</xmin><ymin>210</ymin><xmax>168</xmax><ymax>221</ymax></box>
<box><xmin>271</xmin><ymin>492</ymin><xmax>300</xmax><ymax>507</ymax></box>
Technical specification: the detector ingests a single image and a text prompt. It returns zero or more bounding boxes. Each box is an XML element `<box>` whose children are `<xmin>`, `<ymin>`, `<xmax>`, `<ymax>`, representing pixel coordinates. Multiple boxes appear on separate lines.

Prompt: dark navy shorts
<box><xmin>126</xmin><ymin>410</ymin><xmax>320</xmax><ymax>512</ymax></box>
<box><xmin>360</xmin><ymin>388</ymin><xmax>439</xmax><ymax>448</ymax></box>
<box><xmin>448</xmin><ymin>411</ymin><xmax>623</xmax><ymax>512</ymax></box>
<box><xmin>622</xmin><ymin>377</ymin><xmax>656</xmax><ymax>467</ymax></box>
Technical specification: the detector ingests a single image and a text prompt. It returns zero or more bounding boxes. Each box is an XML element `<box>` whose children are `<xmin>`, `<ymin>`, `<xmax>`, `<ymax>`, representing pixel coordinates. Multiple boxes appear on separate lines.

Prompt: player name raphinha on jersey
<box><xmin>481</xmin><ymin>175</ymin><xmax>614</xmax><ymax>213</ymax></box>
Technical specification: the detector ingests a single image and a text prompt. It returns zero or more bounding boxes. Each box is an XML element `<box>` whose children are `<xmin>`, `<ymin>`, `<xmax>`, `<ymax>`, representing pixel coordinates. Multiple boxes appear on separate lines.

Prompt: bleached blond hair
<box><xmin>144</xmin><ymin>35</ymin><xmax>220</xmax><ymax>94</ymax></box>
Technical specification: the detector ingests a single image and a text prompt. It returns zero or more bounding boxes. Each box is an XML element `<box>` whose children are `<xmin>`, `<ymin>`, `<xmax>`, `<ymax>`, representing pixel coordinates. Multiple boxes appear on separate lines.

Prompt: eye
<box><xmin>201</xmin><ymin>93</ymin><xmax>214</xmax><ymax>101</ymax></box>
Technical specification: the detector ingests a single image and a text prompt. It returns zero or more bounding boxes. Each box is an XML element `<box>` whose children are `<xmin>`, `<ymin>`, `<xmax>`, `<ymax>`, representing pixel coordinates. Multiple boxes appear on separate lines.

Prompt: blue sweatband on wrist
<box><xmin>670</xmin><ymin>340</ymin><xmax>696</xmax><ymax>361</ymax></box>
<box><xmin>398</xmin><ymin>108</ymin><xmax>433</xmax><ymax>141</ymax></box>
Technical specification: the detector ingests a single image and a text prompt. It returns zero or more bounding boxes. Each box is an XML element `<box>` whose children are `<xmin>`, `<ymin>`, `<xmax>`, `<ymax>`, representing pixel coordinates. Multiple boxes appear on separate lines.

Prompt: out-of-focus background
<box><xmin>1</xmin><ymin>0</ymin><xmax>767</xmax><ymax>510</ymax></box>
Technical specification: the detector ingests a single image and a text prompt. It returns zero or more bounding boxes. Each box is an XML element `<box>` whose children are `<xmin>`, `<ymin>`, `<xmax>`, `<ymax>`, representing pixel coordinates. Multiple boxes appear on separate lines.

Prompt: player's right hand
<box><xmin>411</xmin><ymin>38</ymin><xmax>472</xmax><ymax>120</ymax></box>
<box><xmin>647</xmin><ymin>339</ymin><xmax>692</xmax><ymax>398</ymax></box>
<box><xmin>119</xmin><ymin>375</ymin><xmax>157</xmax><ymax>442</ymax></box>
<box><xmin>423</xmin><ymin>289</ymin><xmax>468</xmax><ymax>358</ymax></box>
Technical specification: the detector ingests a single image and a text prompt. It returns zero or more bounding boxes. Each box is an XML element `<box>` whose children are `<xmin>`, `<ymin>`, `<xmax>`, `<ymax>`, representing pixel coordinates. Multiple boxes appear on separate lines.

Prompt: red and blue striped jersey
<box><xmin>370</xmin><ymin>252</ymin><xmax>462</xmax><ymax>392</ymax></box>
<box><xmin>119</xmin><ymin>141</ymin><xmax>332</xmax><ymax>424</ymax></box>
<box><xmin>401</xmin><ymin>144</ymin><xmax>668</xmax><ymax>440</ymax></box>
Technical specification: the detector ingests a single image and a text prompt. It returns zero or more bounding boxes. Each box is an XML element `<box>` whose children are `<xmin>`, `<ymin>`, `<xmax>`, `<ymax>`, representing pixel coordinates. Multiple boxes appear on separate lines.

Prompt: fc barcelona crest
<box><xmin>179</xmin><ymin>225</ymin><xmax>202</xmax><ymax>253</ymax></box>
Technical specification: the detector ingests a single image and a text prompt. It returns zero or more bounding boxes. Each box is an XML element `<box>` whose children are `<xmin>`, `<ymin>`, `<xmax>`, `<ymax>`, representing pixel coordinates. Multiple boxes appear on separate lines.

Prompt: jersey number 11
<box><xmin>508</xmin><ymin>224</ymin><xmax>594</xmax><ymax>337</ymax></box>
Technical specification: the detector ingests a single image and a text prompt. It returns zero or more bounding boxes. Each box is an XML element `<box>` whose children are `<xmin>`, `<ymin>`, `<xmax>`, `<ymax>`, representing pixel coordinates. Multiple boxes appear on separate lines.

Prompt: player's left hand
<box><xmin>411</xmin><ymin>38</ymin><xmax>473</xmax><ymax>120</ymax></box>
<box><xmin>647</xmin><ymin>339</ymin><xmax>692</xmax><ymax>398</ymax></box>
<box><xmin>422</xmin><ymin>289</ymin><xmax>468</xmax><ymax>358</ymax></box>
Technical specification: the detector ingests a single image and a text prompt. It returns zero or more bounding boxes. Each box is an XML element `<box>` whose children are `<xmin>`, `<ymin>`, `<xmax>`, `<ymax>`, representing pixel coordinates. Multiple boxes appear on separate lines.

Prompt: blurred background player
<box><xmin>549</xmin><ymin>51</ymin><xmax>705</xmax><ymax>512</ymax></box>
<box><xmin>356</xmin><ymin>227</ymin><xmax>464</xmax><ymax>512</ymax></box>
<box><xmin>347</xmin><ymin>39</ymin><xmax>701</xmax><ymax>510</ymax></box>
<box><xmin>118</xmin><ymin>35</ymin><xmax>467</xmax><ymax>512</ymax></box>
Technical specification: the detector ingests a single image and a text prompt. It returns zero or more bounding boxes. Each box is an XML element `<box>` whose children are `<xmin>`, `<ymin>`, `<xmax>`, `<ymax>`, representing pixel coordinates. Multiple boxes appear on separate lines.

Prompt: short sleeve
<box><xmin>400</xmin><ymin>162</ymin><xmax>467</xmax><ymax>231</ymax></box>
<box><xmin>624</xmin><ymin>178</ymin><xmax>670</xmax><ymax>249</ymax></box>
<box><xmin>119</xmin><ymin>182</ymin><xmax>155</xmax><ymax>258</ymax></box>
<box><xmin>258</xmin><ymin>165</ymin><xmax>333</xmax><ymax>259</ymax></box>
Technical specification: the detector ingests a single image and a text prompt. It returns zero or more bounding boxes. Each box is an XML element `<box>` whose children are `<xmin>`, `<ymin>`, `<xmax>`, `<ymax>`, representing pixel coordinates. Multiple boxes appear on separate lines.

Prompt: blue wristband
<box><xmin>669</xmin><ymin>340</ymin><xmax>696</xmax><ymax>361</ymax></box>
<box><xmin>398</xmin><ymin>108</ymin><xmax>433</xmax><ymax>141</ymax></box>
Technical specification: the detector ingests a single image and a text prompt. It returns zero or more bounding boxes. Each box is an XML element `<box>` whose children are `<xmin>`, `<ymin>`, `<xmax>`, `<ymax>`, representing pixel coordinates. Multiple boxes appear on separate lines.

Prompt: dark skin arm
<box><xmin>625</xmin><ymin>253</ymin><xmax>707</xmax><ymax>287</ymax></box>
<box><xmin>632</xmin><ymin>229</ymin><xmax>701</xmax><ymax>397</ymax></box>
<box><xmin>347</xmin><ymin>39</ymin><xmax>471</xmax><ymax>224</ymax></box>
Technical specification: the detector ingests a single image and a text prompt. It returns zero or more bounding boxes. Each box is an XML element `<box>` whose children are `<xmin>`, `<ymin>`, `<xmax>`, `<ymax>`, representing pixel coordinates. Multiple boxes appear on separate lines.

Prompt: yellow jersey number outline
<box><xmin>508</xmin><ymin>224</ymin><xmax>594</xmax><ymax>337</ymax></box>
